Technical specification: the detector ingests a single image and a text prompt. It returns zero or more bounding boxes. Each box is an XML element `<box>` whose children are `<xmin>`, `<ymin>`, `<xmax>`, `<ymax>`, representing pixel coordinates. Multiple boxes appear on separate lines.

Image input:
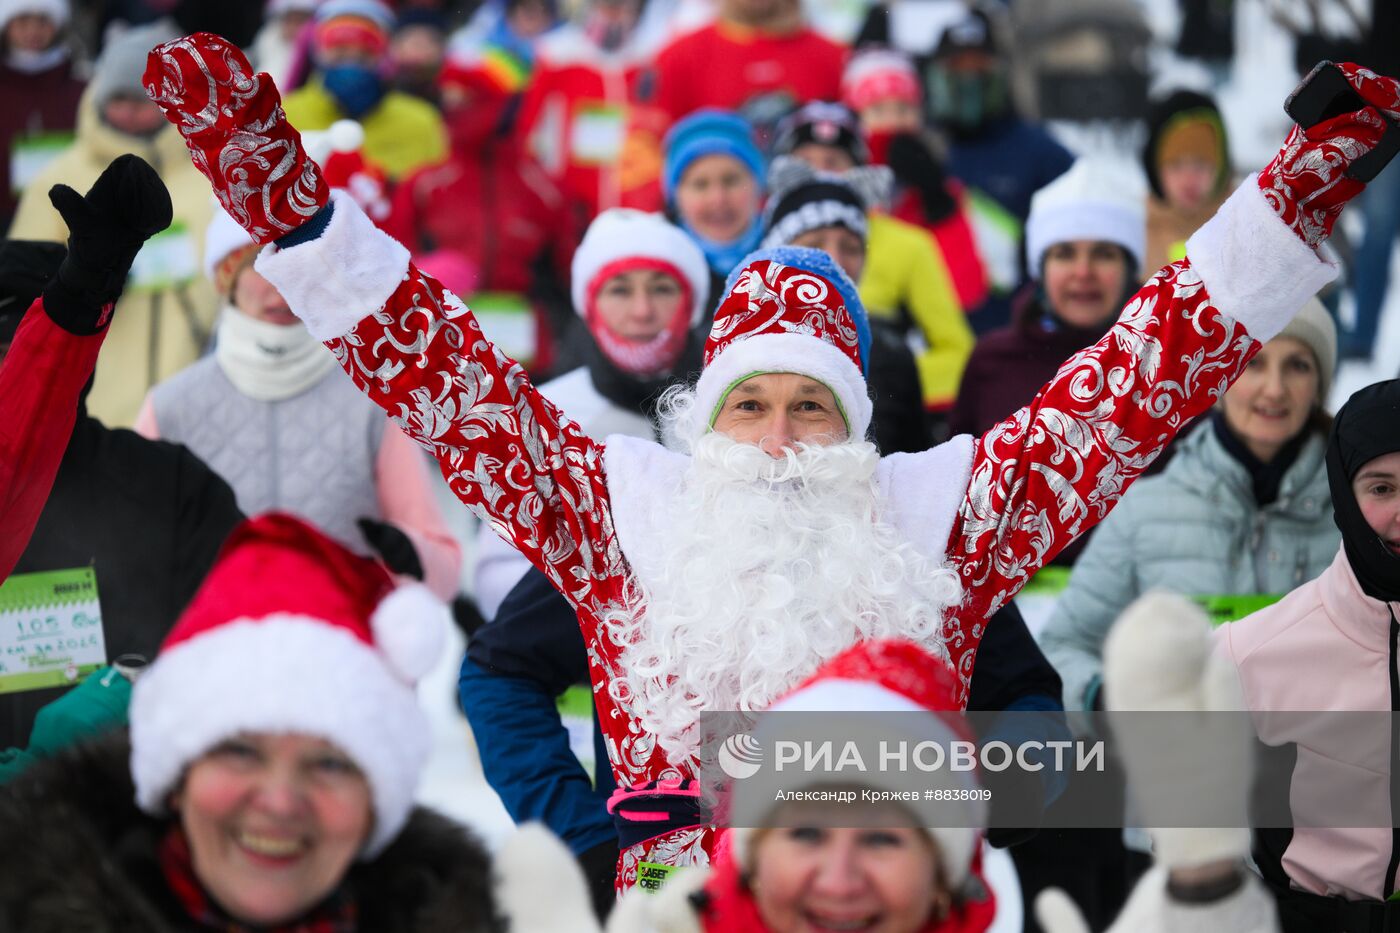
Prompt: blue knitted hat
<box><xmin>663</xmin><ymin>109</ymin><xmax>767</xmax><ymax>203</ymax></box>
<box><xmin>721</xmin><ymin>245</ymin><xmax>871</xmax><ymax>370</ymax></box>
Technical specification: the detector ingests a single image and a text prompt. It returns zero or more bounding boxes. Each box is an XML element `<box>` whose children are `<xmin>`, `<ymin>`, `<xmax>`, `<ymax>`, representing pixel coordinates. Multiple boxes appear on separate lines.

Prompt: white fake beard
<box><xmin>605</xmin><ymin>431</ymin><xmax>963</xmax><ymax>768</ymax></box>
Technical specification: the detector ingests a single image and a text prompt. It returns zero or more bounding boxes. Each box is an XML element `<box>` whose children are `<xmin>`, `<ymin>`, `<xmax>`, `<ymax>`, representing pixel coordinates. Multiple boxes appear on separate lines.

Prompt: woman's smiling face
<box><xmin>171</xmin><ymin>732</ymin><xmax>372</xmax><ymax>926</ymax></box>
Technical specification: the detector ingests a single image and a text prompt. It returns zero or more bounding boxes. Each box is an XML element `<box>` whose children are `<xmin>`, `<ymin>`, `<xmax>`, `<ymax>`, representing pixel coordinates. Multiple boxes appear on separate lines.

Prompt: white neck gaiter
<box><xmin>6</xmin><ymin>45</ymin><xmax>69</xmax><ymax>74</ymax></box>
<box><xmin>215</xmin><ymin>304</ymin><xmax>338</xmax><ymax>401</ymax></box>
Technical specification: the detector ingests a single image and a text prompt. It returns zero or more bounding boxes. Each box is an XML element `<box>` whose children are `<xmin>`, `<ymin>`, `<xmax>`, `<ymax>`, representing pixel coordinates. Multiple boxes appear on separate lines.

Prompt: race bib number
<box><xmin>570</xmin><ymin>104</ymin><xmax>627</xmax><ymax>166</ymax></box>
<box><xmin>10</xmin><ymin>131</ymin><xmax>72</xmax><ymax>195</ymax></box>
<box><xmin>127</xmin><ymin>221</ymin><xmax>198</xmax><ymax>292</ymax></box>
<box><xmin>0</xmin><ymin>567</ymin><xmax>106</xmax><ymax>694</ymax></box>
<box><xmin>636</xmin><ymin>860</ymin><xmax>680</xmax><ymax>892</ymax></box>
<box><xmin>471</xmin><ymin>292</ymin><xmax>538</xmax><ymax>368</ymax></box>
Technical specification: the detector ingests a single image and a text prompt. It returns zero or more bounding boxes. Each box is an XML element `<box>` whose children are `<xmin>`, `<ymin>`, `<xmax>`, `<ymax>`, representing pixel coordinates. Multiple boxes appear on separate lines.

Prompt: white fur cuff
<box><xmin>693</xmin><ymin>333</ymin><xmax>873</xmax><ymax>442</ymax></box>
<box><xmin>1185</xmin><ymin>175</ymin><xmax>1338</xmax><ymax>343</ymax></box>
<box><xmin>256</xmin><ymin>189</ymin><xmax>411</xmax><ymax>342</ymax></box>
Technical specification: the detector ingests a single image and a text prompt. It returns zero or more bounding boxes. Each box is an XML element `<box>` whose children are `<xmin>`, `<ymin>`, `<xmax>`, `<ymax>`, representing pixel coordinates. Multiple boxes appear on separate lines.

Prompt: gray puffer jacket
<box><xmin>1041</xmin><ymin>421</ymin><xmax>1338</xmax><ymax>711</ymax></box>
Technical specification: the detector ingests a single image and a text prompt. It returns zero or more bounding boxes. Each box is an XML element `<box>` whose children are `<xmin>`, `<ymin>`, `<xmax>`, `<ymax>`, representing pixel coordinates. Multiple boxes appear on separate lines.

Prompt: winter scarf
<box><xmin>5</xmin><ymin>44</ymin><xmax>69</xmax><ymax>74</ymax></box>
<box><xmin>682</xmin><ymin>217</ymin><xmax>765</xmax><ymax>278</ymax></box>
<box><xmin>214</xmin><ymin>304</ymin><xmax>338</xmax><ymax>401</ymax></box>
<box><xmin>1210</xmin><ymin>409</ymin><xmax>1311</xmax><ymax>508</ymax></box>
<box><xmin>1327</xmin><ymin>379</ymin><xmax>1400</xmax><ymax>603</ymax></box>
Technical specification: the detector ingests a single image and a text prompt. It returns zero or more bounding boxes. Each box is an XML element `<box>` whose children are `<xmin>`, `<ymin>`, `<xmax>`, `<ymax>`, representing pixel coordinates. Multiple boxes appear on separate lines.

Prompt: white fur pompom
<box><xmin>327</xmin><ymin>119</ymin><xmax>365</xmax><ymax>154</ymax></box>
<box><xmin>370</xmin><ymin>583</ymin><xmax>448</xmax><ymax>682</ymax></box>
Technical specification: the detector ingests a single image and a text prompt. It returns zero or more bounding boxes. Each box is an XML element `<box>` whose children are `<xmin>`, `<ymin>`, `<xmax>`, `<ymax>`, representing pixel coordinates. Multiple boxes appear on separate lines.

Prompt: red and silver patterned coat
<box><xmin>255</xmin><ymin>175</ymin><xmax>1334</xmax><ymax>886</ymax></box>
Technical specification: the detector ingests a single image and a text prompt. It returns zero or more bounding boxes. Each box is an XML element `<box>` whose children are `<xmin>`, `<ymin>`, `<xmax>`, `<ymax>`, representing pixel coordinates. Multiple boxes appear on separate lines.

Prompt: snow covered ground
<box><xmin>415</xmin><ymin>0</ymin><xmax>1399</xmax><ymax>857</ymax></box>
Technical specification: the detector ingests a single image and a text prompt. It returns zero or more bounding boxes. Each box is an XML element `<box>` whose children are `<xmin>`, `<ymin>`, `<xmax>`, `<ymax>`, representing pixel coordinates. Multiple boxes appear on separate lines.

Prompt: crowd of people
<box><xmin>2</xmin><ymin>0</ymin><xmax>1400</xmax><ymax>931</ymax></box>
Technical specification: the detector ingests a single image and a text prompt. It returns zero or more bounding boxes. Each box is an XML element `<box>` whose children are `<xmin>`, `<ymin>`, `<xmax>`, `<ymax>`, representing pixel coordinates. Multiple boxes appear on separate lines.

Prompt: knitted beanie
<box><xmin>1024</xmin><ymin>157</ymin><xmax>1147</xmax><ymax>280</ymax></box>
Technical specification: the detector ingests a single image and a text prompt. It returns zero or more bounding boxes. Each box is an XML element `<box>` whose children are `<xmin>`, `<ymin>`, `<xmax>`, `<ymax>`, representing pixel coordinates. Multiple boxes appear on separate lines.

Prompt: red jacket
<box><xmin>385</xmin><ymin>129</ymin><xmax>582</xmax><ymax>372</ymax></box>
<box><xmin>0</xmin><ymin>302</ymin><xmax>108</xmax><ymax>581</ymax></box>
<box><xmin>652</xmin><ymin>21</ymin><xmax>847</xmax><ymax>122</ymax></box>
<box><xmin>514</xmin><ymin>25</ymin><xmax>671</xmax><ymax>217</ymax></box>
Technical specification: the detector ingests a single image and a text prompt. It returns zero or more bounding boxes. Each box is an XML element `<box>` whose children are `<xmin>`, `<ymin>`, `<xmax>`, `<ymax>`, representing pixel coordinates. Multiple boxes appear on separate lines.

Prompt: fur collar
<box><xmin>0</xmin><ymin>732</ymin><xmax>503</xmax><ymax>932</ymax></box>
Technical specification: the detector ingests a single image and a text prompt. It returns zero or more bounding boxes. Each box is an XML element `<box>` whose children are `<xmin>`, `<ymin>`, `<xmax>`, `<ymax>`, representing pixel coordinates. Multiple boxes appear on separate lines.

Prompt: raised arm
<box><xmin>143</xmin><ymin>33</ymin><xmax>622</xmax><ymax>607</ymax></box>
<box><xmin>944</xmin><ymin>64</ymin><xmax>1399</xmax><ymax>678</ymax></box>
<box><xmin>0</xmin><ymin>157</ymin><xmax>173</xmax><ymax>581</ymax></box>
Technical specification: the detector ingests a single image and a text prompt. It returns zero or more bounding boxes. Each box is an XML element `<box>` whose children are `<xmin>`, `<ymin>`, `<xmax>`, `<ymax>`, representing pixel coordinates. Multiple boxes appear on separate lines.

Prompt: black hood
<box><xmin>1327</xmin><ymin>379</ymin><xmax>1400</xmax><ymax>603</ymax></box>
<box><xmin>1141</xmin><ymin>89</ymin><xmax>1228</xmax><ymax>201</ymax></box>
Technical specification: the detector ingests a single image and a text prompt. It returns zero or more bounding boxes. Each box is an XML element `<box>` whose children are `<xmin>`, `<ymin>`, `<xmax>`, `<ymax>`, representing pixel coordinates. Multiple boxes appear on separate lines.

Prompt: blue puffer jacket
<box><xmin>1041</xmin><ymin>419</ymin><xmax>1338</xmax><ymax>711</ymax></box>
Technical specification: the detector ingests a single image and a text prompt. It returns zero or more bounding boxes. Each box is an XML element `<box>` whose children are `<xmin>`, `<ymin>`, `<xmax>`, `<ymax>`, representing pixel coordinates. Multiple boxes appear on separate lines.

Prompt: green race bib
<box><xmin>0</xmin><ymin>567</ymin><xmax>106</xmax><ymax>694</ymax></box>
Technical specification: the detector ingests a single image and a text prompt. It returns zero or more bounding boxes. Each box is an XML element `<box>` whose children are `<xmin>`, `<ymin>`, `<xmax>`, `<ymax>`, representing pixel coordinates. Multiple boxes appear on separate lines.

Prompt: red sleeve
<box><xmin>259</xmin><ymin>194</ymin><xmax>622</xmax><ymax>610</ymax></box>
<box><xmin>0</xmin><ymin>303</ymin><xmax>108</xmax><ymax>581</ymax></box>
<box><xmin>942</xmin><ymin>260</ymin><xmax>1256</xmax><ymax>693</ymax></box>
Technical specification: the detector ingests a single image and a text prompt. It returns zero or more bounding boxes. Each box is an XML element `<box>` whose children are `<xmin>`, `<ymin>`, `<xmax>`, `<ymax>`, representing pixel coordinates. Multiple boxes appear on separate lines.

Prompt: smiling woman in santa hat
<box><xmin>0</xmin><ymin>513</ymin><xmax>598</xmax><ymax>933</ymax></box>
<box><xmin>140</xmin><ymin>31</ymin><xmax>1398</xmax><ymax>891</ymax></box>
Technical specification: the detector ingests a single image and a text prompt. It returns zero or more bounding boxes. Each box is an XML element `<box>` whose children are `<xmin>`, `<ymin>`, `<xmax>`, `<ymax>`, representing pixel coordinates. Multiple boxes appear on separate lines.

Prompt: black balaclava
<box><xmin>1327</xmin><ymin>379</ymin><xmax>1400</xmax><ymax>603</ymax></box>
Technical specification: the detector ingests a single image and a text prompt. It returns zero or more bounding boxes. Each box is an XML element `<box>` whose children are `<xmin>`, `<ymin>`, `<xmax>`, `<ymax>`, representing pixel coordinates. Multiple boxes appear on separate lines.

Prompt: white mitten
<box><xmin>1102</xmin><ymin>591</ymin><xmax>1253</xmax><ymax>868</ymax></box>
<box><xmin>494</xmin><ymin>824</ymin><xmax>602</xmax><ymax>933</ymax></box>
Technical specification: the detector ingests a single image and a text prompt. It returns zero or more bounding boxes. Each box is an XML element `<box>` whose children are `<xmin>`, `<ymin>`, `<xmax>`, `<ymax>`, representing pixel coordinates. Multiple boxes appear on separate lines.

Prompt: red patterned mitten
<box><xmin>1258</xmin><ymin>62</ymin><xmax>1400</xmax><ymax>250</ymax></box>
<box><xmin>143</xmin><ymin>32</ymin><xmax>327</xmax><ymax>244</ymax></box>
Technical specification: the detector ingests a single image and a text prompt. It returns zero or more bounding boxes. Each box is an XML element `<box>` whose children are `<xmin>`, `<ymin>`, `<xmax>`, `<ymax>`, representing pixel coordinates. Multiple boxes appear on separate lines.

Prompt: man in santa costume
<box><xmin>141</xmin><ymin>33</ymin><xmax>1398</xmax><ymax>889</ymax></box>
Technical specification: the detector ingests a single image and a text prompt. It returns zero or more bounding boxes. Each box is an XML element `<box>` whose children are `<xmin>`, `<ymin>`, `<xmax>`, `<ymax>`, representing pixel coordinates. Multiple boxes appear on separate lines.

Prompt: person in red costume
<box><xmin>513</xmin><ymin>0</ymin><xmax>673</xmax><ymax>218</ymax></box>
<box><xmin>651</xmin><ymin>0</ymin><xmax>846</xmax><ymax>135</ymax></box>
<box><xmin>385</xmin><ymin>61</ymin><xmax>582</xmax><ymax>375</ymax></box>
<box><xmin>142</xmin><ymin>32</ymin><xmax>1397</xmax><ymax>892</ymax></box>
<box><xmin>0</xmin><ymin>154</ymin><xmax>173</xmax><ymax>582</ymax></box>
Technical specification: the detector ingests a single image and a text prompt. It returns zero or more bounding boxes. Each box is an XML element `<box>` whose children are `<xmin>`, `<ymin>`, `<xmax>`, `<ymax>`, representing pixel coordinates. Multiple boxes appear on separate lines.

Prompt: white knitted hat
<box><xmin>569</xmin><ymin>209</ymin><xmax>710</xmax><ymax>325</ymax></box>
<box><xmin>0</xmin><ymin>0</ymin><xmax>68</xmax><ymax>31</ymax></box>
<box><xmin>1025</xmin><ymin>157</ymin><xmax>1147</xmax><ymax>280</ymax></box>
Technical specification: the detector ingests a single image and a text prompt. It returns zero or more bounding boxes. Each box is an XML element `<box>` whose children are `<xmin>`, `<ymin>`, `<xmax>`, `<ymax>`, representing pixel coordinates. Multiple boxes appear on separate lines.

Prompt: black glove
<box><xmin>357</xmin><ymin>517</ymin><xmax>424</xmax><ymax>580</ymax></box>
<box><xmin>886</xmin><ymin>133</ymin><xmax>956</xmax><ymax>223</ymax></box>
<box><xmin>576</xmin><ymin>839</ymin><xmax>620</xmax><ymax>921</ymax></box>
<box><xmin>43</xmin><ymin>154</ymin><xmax>173</xmax><ymax>334</ymax></box>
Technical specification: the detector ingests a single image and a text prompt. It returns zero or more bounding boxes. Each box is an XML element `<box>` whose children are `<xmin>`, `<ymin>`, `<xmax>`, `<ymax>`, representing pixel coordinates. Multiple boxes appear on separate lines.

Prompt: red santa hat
<box><xmin>691</xmin><ymin>246</ymin><xmax>873</xmax><ymax>443</ymax></box>
<box><xmin>842</xmin><ymin>48</ymin><xmax>922</xmax><ymax>113</ymax></box>
<box><xmin>730</xmin><ymin>639</ymin><xmax>985</xmax><ymax>888</ymax></box>
<box><xmin>129</xmin><ymin>513</ymin><xmax>447</xmax><ymax>857</ymax></box>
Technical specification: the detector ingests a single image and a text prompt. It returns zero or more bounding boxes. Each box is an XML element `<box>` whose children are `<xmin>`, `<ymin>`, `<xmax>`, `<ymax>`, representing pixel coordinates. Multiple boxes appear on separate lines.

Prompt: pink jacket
<box><xmin>1221</xmin><ymin>547</ymin><xmax>1400</xmax><ymax>901</ymax></box>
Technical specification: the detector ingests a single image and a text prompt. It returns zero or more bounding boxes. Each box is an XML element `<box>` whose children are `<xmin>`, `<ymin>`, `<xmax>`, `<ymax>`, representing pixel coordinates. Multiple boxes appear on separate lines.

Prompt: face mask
<box><xmin>925</xmin><ymin>65</ymin><xmax>1007</xmax><ymax>133</ymax></box>
<box><xmin>322</xmin><ymin>63</ymin><xmax>386</xmax><ymax>119</ymax></box>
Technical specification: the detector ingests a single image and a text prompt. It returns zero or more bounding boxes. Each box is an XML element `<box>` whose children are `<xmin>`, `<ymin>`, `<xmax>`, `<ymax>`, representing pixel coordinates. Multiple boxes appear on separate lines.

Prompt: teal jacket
<box><xmin>1041</xmin><ymin>422</ymin><xmax>1338</xmax><ymax>711</ymax></box>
